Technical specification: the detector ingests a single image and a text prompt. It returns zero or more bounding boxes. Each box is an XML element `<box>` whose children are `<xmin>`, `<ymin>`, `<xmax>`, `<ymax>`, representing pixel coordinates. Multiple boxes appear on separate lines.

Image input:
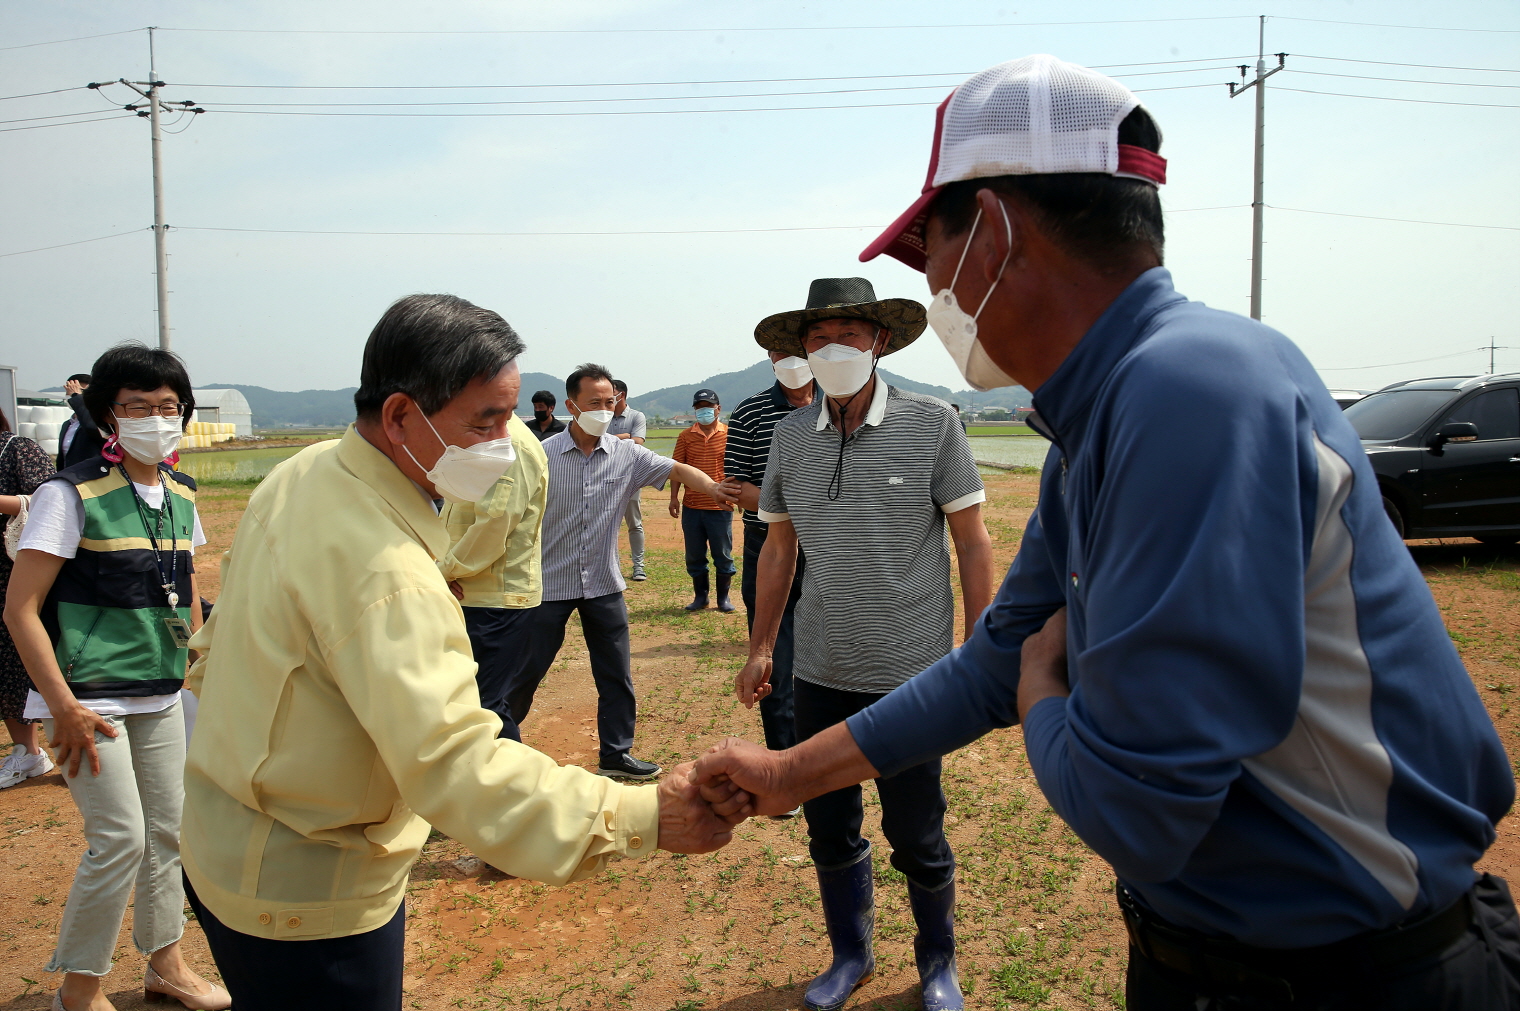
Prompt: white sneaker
<box><xmin>0</xmin><ymin>744</ymin><xmax>54</xmax><ymax>789</ymax></box>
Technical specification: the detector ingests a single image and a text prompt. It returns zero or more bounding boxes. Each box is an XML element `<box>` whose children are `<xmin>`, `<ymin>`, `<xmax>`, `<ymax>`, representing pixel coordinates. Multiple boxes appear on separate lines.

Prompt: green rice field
<box><xmin>177</xmin><ymin>445</ymin><xmax>307</xmax><ymax>484</ymax></box>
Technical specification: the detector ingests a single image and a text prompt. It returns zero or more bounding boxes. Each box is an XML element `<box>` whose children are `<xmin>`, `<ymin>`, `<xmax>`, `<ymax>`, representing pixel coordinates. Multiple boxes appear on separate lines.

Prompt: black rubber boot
<box><xmin>907</xmin><ymin>876</ymin><xmax>962</xmax><ymax>1011</ymax></box>
<box><xmin>715</xmin><ymin>571</ymin><xmax>736</xmax><ymax>613</ymax></box>
<box><xmin>804</xmin><ymin>848</ymin><xmax>875</xmax><ymax>1011</ymax></box>
<box><xmin>683</xmin><ymin>572</ymin><xmax>709</xmax><ymax>611</ymax></box>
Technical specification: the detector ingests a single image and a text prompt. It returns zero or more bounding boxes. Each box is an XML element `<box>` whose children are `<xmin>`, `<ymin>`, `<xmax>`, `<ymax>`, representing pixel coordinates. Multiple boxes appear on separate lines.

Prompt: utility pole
<box><xmin>1229</xmin><ymin>16</ymin><xmax>1286</xmax><ymax>321</ymax></box>
<box><xmin>88</xmin><ymin>27</ymin><xmax>202</xmax><ymax>350</ymax></box>
<box><xmin>1489</xmin><ymin>338</ymin><xmax>1498</xmax><ymax>375</ymax></box>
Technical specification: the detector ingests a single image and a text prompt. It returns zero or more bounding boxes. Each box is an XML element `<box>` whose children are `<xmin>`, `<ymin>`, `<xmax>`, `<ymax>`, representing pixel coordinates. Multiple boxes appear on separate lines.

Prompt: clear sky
<box><xmin>3</xmin><ymin>1</ymin><xmax>1516</xmax><ymax>400</ymax></box>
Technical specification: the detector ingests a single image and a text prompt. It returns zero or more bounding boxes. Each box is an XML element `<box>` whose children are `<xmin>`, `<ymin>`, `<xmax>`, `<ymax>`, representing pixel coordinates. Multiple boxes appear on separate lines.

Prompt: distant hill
<box><xmin>626</xmin><ymin>360</ymin><xmax>1030</xmax><ymax>419</ymax></box>
<box><xmin>210</xmin><ymin>373</ymin><xmax>564</xmax><ymax>429</ymax></box>
<box><xmin>191</xmin><ymin>366</ymin><xmax>1027</xmax><ymax>429</ymax></box>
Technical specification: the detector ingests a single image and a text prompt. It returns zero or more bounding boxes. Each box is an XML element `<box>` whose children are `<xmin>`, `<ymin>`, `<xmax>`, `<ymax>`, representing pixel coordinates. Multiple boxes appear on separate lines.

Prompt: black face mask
<box><xmin>534</xmin><ymin>409</ymin><xmax>551</xmax><ymax>423</ymax></box>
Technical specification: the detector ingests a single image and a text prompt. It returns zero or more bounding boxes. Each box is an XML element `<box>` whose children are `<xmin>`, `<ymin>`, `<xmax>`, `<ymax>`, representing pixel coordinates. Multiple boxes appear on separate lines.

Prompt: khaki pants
<box><xmin>42</xmin><ymin>705</ymin><xmax>186</xmax><ymax>975</ymax></box>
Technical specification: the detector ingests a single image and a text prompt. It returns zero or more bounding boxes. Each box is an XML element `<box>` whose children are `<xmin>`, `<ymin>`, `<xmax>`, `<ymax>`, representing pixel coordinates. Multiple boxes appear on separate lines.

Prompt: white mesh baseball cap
<box><xmin>860</xmin><ymin>54</ymin><xmax>1167</xmax><ymax>272</ymax></box>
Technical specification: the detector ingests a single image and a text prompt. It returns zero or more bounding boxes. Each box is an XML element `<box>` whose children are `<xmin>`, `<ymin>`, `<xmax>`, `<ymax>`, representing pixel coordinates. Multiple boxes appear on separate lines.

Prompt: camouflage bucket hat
<box><xmin>754</xmin><ymin>277</ymin><xmax>927</xmax><ymax>357</ymax></box>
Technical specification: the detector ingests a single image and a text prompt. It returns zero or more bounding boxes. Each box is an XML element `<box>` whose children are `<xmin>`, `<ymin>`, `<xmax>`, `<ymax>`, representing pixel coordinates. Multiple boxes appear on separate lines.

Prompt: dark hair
<box><xmin>612</xmin><ymin>379</ymin><xmax>628</xmax><ymax>396</ymax></box>
<box><xmin>531</xmin><ymin>390</ymin><xmax>556</xmax><ymax>407</ymax></box>
<box><xmin>929</xmin><ymin>106</ymin><xmax>1164</xmax><ymax>267</ymax></box>
<box><xmin>0</xmin><ymin>409</ymin><xmax>10</xmax><ymax>434</ymax></box>
<box><xmin>82</xmin><ymin>342</ymin><xmax>196</xmax><ymax>432</ymax></box>
<box><xmin>68</xmin><ymin>373</ymin><xmax>92</xmax><ymax>385</ymax></box>
<box><xmin>354</xmin><ymin>294</ymin><xmax>525</xmax><ymax>419</ymax></box>
<box><xmin>566</xmin><ymin>363</ymin><xmax>615</xmax><ymax>401</ymax></box>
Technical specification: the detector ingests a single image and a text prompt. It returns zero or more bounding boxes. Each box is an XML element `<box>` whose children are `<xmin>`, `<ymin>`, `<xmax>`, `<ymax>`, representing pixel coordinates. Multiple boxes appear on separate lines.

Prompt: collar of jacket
<box><xmin>1030</xmin><ymin>267</ymin><xmax>1188</xmax><ymax>445</ymax></box>
<box><xmin>337</xmin><ymin>426</ymin><xmax>450</xmax><ymax>560</ymax></box>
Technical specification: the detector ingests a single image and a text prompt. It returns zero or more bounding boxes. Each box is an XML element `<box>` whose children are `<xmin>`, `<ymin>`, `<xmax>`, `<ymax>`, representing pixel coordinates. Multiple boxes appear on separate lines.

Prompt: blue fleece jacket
<box><xmin>848</xmin><ymin>268</ymin><xmax>1512</xmax><ymax>947</ymax></box>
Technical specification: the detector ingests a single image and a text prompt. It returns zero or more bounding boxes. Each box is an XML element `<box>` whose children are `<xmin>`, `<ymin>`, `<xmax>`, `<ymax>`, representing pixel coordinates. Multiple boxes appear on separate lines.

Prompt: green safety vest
<box><xmin>41</xmin><ymin>460</ymin><xmax>198</xmax><ymax>698</ymax></box>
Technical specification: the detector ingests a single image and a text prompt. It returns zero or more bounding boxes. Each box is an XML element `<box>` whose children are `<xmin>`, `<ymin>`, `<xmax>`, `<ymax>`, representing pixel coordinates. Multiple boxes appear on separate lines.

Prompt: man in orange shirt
<box><xmin>670</xmin><ymin>388</ymin><xmax>735</xmax><ymax>613</ymax></box>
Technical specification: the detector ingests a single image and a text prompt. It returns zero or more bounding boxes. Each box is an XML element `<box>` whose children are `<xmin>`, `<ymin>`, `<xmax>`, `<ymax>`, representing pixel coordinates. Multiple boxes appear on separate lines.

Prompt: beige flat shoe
<box><xmin>143</xmin><ymin>965</ymin><xmax>232</xmax><ymax>1009</ymax></box>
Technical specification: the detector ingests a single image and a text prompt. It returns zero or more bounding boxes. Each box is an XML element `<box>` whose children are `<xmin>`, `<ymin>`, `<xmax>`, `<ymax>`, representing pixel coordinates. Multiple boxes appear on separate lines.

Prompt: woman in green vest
<box><xmin>4</xmin><ymin>343</ymin><xmax>229</xmax><ymax>1010</ymax></box>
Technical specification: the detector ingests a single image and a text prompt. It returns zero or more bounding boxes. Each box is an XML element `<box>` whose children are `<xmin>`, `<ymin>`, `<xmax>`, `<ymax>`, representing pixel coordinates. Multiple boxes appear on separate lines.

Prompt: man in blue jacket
<box><xmin>696</xmin><ymin>55</ymin><xmax>1519</xmax><ymax>1009</ymax></box>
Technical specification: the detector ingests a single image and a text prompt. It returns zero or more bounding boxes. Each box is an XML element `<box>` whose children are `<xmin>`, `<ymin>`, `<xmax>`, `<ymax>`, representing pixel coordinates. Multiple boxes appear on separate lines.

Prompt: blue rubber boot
<box><xmin>907</xmin><ymin>876</ymin><xmax>963</xmax><ymax>1011</ymax></box>
<box><xmin>804</xmin><ymin>848</ymin><xmax>876</xmax><ymax>1011</ymax></box>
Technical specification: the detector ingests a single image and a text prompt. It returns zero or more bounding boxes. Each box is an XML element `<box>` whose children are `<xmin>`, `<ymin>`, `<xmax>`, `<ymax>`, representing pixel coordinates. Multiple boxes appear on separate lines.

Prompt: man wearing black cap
<box><xmin>669</xmin><ymin>388</ymin><xmax>734</xmax><ymax>612</ymax></box>
<box><xmin>698</xmin><ymin>56</ymin><xmax>1519</xmax><ymax>1010</ymax></box>
<box><xmin>730</xmin><ymin>277</ymin><xmax>995</xmax><ymax>1011</ymax></box>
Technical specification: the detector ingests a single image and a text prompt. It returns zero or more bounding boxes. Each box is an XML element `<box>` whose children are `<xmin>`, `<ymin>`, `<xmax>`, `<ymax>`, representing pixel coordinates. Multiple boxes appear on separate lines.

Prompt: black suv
<box><xmin>1343</xmin><ymin>374</ymin><xmax>1520</xmax><ymax>544</ymax></box>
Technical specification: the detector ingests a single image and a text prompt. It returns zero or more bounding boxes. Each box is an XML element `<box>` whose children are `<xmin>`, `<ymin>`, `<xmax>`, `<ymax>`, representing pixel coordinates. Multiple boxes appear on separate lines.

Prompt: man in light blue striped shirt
<box><xmin>513</xmin><ymin>363</ymin><xmax>724</xmax><ymax>780</ymax></box>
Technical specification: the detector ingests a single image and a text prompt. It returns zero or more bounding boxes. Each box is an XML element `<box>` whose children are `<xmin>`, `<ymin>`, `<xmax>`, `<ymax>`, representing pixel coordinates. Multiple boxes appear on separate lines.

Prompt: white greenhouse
<box><xmin>192</xmin><ymin>388</ymin><xmax>254</xmax><ymax>436</ymax></box>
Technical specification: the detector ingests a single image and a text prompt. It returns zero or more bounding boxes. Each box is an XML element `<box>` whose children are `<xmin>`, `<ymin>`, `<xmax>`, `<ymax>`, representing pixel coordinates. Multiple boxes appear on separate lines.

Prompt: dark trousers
<box><xmin>516</xmin><ymin>592</ymin><xmax>636</xmax><ymax>765</ymax></box>
<box><xmin>1126</xmin><ymin>874</ymin><xmax>1520</xmax><ymax>1010</ymax></box>
<box><xmin>794</xmin><ymin>678</ymin><xmax>954</xmax><ymax>890</ymax></box>
<box><xmin>741</xmin><ymin>522</ymin><xmax>802</xmax><ymax>751</ymax></box>
<box><xmin>462</xmin><ymin>605</ymin><xmax>536</xmax><ymax>741</ymax></box>
<box><xmin>184</xmin><ymin>874</ymin><xmax>405</xmax><ymax>1011</ymax></box>
<box><xmin>682</xmin><ymin>506</ymin><xmax>735</xmax><ymax>577</ymax></box>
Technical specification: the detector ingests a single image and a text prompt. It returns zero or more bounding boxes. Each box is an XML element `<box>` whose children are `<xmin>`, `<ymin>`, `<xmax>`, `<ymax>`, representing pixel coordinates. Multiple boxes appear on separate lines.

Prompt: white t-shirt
<box><xmin>20</xmin><ymin>476</ymin><xmax>206</xmax><ymax>719</ymax></box>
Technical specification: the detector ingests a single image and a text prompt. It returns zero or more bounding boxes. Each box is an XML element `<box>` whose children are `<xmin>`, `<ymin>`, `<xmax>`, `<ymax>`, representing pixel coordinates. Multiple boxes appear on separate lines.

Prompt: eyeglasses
<box><xmin>113</xmin><ymin>401</ymin><xmax>186</xmax><ymax>419</ymax></box>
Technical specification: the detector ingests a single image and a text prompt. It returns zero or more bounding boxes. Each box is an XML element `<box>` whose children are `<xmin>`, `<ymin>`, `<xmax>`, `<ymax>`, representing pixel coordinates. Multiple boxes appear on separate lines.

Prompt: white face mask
<box><xmin>926</xmin><ymin>202</ymin><xmax>1018</xmax><ymax>392</ymax></box>
<box><xmin>114</xmin><ymin>415</ymin><xmax>183</xmax><ymax>465</ymax></box>
<box><xmin>571</xmin><ymin>404</ymin><xmax>615</xmax><ymax>438</ymax></box>
<box><xmin>772</xmin><ymin>355</ymin><xmax>814</xmax><ymax>390</ymax></box>
<box><xmin>806</xmin><ymin>342</ymin><xmax>878</xmax><ymax>398</ymax></box>
<box><xmin>404</xmin><ymin>413</ymin><xmax>516</xmax><ymax>504</ymax></box>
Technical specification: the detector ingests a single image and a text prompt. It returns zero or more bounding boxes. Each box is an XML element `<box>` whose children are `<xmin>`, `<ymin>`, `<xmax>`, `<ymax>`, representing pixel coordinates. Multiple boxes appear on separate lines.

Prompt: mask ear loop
<box><xmin>972</xmin><ymin>199</ymin><xmax>1015</xmax><ymax>321</ymax></box>
<box><xmin>946</xmin><ymin>206</ymin><xmax>983</xmax><ymax>295</ymax></box>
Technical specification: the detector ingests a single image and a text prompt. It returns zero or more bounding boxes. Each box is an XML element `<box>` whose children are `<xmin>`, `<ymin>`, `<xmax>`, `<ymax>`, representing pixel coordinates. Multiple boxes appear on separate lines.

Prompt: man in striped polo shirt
<box><xmin>721</xmin><ymin>353</ymin><xmax>817</xmax><ymax>753</ymax></box>
<box><xmin>515</xmin><ymin>363</ymin><xmax>727</xmax><ymax>781</ymax></box>
<box><xmin>735</xmin><ymin>277</ymin><xmax>995</xmax><ymax>1011</ymax></box>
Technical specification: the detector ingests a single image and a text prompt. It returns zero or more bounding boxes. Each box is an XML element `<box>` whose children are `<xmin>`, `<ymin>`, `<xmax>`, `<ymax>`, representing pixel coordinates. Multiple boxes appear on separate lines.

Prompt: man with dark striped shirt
<box><xmin>734</xmin><ymin>278</ymin><xmax>995</xmax><ymax>1011</ymax></box>
<box><xmin>721</xmin><ymin>353</ymin><xmax>817</xmax><ymax>753</ymax></box>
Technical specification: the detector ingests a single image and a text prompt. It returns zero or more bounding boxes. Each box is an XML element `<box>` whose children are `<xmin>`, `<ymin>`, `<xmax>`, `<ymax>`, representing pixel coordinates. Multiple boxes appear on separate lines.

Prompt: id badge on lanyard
<box><xmin>163</xmin><ymin>616</ymin><xmax>193</xmax><ymax>649</ymax></box>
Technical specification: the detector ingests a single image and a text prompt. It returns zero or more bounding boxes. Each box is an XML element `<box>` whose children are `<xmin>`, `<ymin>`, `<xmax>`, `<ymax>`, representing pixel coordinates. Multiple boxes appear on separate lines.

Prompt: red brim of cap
<box><xmin>858</xmin><ymin>185</ymin><xmax>942</xmax><ymax>272</ymax></box>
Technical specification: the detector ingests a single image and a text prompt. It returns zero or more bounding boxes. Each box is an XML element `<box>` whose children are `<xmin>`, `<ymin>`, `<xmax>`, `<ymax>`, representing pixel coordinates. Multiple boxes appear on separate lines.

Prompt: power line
<box><xmin>1269</xmin><ymin>206</ymin><xmax>1520</xmax><ymax>231</ymax></box>
<box><xmin>1275</xmin><ymin>16</ymin><xmax>1520</xmax><ymax>34</ymax></box>
<box><xmin>1292</xmin><ymin>55</ymin><xmax>1520</xmax><ymax>74</ymax></box>
<box><xmin>175</xmin><ymin>224</ymin><xmax>886</xmax><ymax>237</ymax></box>
<box><xmin>0</xmin><ymin>229</ymin><xmax>145</xmax><ymax>258</ymax></box>
<box><xmin>1316</xmin><ymin>348</ymin><xmax>1493</xmax><ymax>371</ymax></box>
<box><xmin>156</xmin><ymin>16</ymin><xmax>1253</xmax><ymax>37</ymax></box>
<box><xmin>0</xmin><ymin>108</ymin><xmax>139</xmax><ymax>126</ymax></box>
<box><xmin>198</xmin><ymin>83</ymin><xmax>1222</xmax><ymax>118</ymax></box>
<box><xmin>1272</xmin><ymin>86</ymin><xmax>1519</xmax><ymax>109</ymax></box>
<box><xmin>192</xmin><ymin>72</ymin><xmax>1237</xmax><ymax>110</ymax></box>
<box><xmin>0</xmin><ymin>28</ymin><xmax>144</xmax><ymax>52</ymax></box>
<box><xmin>0</xmin><ymin>114</ymin><xmax>137</xmax><ymax>133</ymax></box>
<box><xmin>166</xmin><ymin>58</ymin><xmax>1255</xmax><ymax>92</ymax></box>
<box><xmin>0</xmin><ymin>86</ymin><xmax>90</xmax><ymax>102</ymax></box>
<box><xmin>1290</xmin><ymin>69</ymin><xmax>1520</xmax><ymax>89</ymax></box>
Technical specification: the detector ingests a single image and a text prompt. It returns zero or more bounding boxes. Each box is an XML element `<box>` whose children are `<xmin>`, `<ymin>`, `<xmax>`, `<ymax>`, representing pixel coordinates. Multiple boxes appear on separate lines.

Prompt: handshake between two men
<box><xmin>656</xmin><ymin>727</ymin><xmax>879</xmax><ymax>852</ymax></box>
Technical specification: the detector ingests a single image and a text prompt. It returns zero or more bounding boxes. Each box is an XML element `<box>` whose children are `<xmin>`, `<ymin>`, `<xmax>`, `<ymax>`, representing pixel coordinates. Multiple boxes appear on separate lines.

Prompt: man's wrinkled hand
<box><xmin>657</xmin><ymin>761</ymin><xmax>747</xmax><ymax>853</ymax></box>
<box><xmin>734</xmin><ymin>657</ymin><xmax>773</xmax><ymax>709</ymax></box>
<box><xmin>709</xmin><ymin>478</ymin><xmax>742</xmax><ymax>508</ymax></box>
<box><xmin>693</xmin><ymin>737</ymin><xmax>799</xmax><ymax>817</ymax></box>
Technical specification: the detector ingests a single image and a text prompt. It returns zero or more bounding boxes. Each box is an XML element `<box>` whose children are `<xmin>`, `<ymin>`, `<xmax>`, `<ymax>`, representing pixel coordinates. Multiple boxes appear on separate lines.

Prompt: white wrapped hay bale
<box><xmin>17</xmin><ymin>422</ymin><xmax>35</xmax><ymax>439</ymax></box>
<box><xmin>39</xmin><ymin>439</ymin><xmax>59</xmax><ymax>456</ymax></box>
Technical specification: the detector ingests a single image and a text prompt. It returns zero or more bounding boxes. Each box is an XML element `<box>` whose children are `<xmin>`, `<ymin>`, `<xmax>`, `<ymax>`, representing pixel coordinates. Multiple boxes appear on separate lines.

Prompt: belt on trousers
<box><xmin>1116</xmin><ymin>882</ymin><xmax>1475</xmax><ymax>1003</ymax></box>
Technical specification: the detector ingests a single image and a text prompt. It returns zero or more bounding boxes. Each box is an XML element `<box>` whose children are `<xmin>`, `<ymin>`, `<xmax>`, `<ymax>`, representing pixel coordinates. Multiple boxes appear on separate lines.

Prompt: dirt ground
<box><xmin>1</xmin><ymin>472</ymin><xmax>1517</xmax><ymax>1010</ymax></box>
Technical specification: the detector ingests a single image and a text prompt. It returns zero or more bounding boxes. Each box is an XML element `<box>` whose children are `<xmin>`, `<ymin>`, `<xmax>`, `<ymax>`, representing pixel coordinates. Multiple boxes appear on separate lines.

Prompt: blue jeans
<box><xmin>682</xmin><ymin>507</ymin><xmax>735</xmax><ymax>578</ymax></box>
<box><xmin>741</xmin><ymin>522</ymin><xmax>802</xmax><ymax>751</ymax></box>
<box><xmin>462</xmin><ymin>605</ymin><xmax>535</xmax><ymax>740</ymax></box>
<box><xmin>516</xmin><ymin>592</ymin><xmax>637</xmax><ymax>765</ymax></box>
<box><xmin>794</xmin><ymin>678</ymin><xmax>954</xmax><ymax>890</ymax></box>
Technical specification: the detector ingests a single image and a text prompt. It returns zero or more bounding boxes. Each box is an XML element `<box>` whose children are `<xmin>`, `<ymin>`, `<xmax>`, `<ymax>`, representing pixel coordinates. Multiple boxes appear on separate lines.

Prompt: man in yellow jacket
<box><xmin>182</xmin><ymin>294</ymin><xmax>740</xmax><ymax>1009</ymax></box>
<box><xmin>438</xmin><ymin>410</ymin><xmax>548</xmax><ymax>740</ymax></box>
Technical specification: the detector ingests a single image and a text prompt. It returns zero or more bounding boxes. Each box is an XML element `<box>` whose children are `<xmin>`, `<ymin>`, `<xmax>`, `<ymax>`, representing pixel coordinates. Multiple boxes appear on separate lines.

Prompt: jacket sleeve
<box><xmin>325</xmin><ymin>582</ymin><xmax>660</xmax><ymax>884</ymax></box>
<box><xmin>436</xmin><ymin>472</ymin><xmax>527</xmax><ymax>581</ymax></box>
<box><xmin>1019</xmin><ymin>352</ymin><xmax>1311</xmax><ymax>883</ymax></box>
<box><xmin>848</xmin><ymin>461</ymin><xmax>1067</xmax><ymax>774</ymax></box>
